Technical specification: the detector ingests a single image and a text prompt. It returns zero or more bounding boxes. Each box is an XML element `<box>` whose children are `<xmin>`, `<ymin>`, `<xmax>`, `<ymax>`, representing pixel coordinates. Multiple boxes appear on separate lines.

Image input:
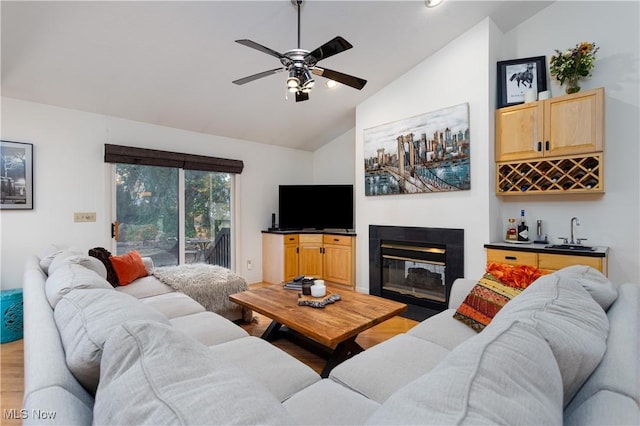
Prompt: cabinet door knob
<box><xmin>545</xmin><ymin>141</ymin><xmax>550</xmax><ymax>151</ymax></box>
<box><xmin>537</xmin><ymin>141</ymin><xmax>542</xmax><ymax>152</ymax></box>
<box><xmin>505</xmin><ymin>256</ymin><xmax>517</xmax><ymax>260</ymax></box>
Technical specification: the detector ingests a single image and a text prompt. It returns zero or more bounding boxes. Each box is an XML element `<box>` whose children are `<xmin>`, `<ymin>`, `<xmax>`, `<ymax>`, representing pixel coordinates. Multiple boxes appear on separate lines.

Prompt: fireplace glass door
<box><xmin>381</xmin><ymin>242</ymin><xmax>446</xmax><ymax>303</ymax></box>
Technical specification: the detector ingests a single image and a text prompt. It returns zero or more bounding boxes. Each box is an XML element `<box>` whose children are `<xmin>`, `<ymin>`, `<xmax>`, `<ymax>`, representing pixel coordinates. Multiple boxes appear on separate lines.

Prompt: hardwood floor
<box><xmin>0</xmin><ymin>339</ymin><xmax>24</xmax><ymax>426</ymax></box>
<box><xmin>239</xmin><ymin>312</ymin><xmax>418</xmax><ymax>375</ymax></box>
<box><xmin>0</xmin><ymin>285</ymin><xmax>416</xmax><ymax>425</ymax></box>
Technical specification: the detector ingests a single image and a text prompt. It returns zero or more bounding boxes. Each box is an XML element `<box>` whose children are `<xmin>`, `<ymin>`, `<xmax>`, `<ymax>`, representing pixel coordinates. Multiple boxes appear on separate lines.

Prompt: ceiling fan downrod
<box><xmin>294</xmin><ymin>0</ymin><xmax>302</xmax><ymax>49</ymax></box>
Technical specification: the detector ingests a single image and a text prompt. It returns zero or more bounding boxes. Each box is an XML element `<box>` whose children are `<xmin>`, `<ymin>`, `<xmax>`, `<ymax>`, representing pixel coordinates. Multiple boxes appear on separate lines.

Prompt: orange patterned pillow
<box><xmin>109</xmin><ymin>250</ymin><xmax>148</xmax><ymax>286</ymax></box>
<box><xmin>453</xmin><ymin>263</ymin><xmax>547</xmax><ymax>332</ymax></box>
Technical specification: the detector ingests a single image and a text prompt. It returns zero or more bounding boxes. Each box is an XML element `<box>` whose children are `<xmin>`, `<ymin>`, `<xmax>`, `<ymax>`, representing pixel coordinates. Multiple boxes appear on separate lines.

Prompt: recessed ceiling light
<box><xmin>325</xmin><ymin>80</ymin><xmax>338</xmax><ymax>89</ymax></box>
<box><xmin>425</xmin><ymin>0</ymin><xmax>443</xmax><ymax>7</ymax></box>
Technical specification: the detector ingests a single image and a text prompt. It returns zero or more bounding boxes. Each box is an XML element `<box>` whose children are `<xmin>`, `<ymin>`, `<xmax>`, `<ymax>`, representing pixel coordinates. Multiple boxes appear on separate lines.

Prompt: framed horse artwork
<box><xmin>496</xmin><ymin>56</ymin><xmax>547</xmax><ymax>108</ymax></box>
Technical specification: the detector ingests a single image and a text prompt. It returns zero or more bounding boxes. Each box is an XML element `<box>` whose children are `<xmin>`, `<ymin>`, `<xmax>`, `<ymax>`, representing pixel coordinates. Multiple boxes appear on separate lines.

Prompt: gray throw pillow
<box><xmin>94</xmin><ymin>320</ymin><xmax>294</xmax><ymax>425</ymax></box>
<box><xmin>367</xmin><ymin>320</ymin><xmax>563</xmax><ymax>425</ymax></box>
<box><xmin>54</xmin><ymin>289</ymin><xmax>170</xmax><ymax>394</ymax></box>
<box><xmin>493</xmin><ymin>273</ymin><xmax>609</xmax><ymax>406</ymax></box>
<box><xmin>45</xmin><ymin>262</ymin><xmax>113</xmax><ymax>308</ymax></box>
<box><xmin>554</xmin><ymin>265</ymin><xmax>617</xmax><ymax>310</ymax></box>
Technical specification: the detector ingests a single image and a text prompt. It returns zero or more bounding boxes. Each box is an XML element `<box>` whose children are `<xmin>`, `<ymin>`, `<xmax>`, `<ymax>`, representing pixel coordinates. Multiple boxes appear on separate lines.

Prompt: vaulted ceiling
<box><xmin>1</xmin><ymin>1</ymin><xmax>552</xmax><ymax>151</ymax></box>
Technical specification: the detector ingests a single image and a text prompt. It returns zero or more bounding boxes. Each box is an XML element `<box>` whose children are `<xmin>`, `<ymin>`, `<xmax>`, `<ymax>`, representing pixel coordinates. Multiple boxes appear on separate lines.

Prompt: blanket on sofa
<box><xmin>153</xmin><ymin>264</ymin><xmax>252</xmax><ymax>321</ymax></box>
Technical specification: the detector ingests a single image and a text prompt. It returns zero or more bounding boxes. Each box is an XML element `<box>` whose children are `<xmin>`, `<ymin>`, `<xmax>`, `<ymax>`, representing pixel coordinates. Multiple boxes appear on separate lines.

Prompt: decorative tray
<box><xmin>297</xmin><ymin>292</ymin><xmax>341</xmax><ymax>308</ymax></box>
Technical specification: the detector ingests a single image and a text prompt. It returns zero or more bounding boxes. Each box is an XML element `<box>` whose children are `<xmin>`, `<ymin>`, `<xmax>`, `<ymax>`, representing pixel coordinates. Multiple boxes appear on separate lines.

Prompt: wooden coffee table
<box><xmin>230</xmin><ymin>284</ymin><xmax>407</xmax><ymax>377</ymax></box>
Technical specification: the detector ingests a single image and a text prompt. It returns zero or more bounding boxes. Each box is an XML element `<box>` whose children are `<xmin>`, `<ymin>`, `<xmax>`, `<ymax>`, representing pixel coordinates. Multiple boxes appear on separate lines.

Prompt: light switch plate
<box><xmin>74</xmin><ymin>212</ymin><xmax>96</xmax><ymax>222</ymax></box>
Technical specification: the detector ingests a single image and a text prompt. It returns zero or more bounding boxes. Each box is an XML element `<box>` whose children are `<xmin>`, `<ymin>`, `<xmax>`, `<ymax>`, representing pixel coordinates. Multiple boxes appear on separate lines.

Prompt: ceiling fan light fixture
<box><xmin>425</xmin><ymin>0</ymin><xmax>443</xmax><ymax>7</ymax></box>
<box><xmin>301</xmin><ymin>69</ymin><xmax>315</xmax><ymax>90</ymax></box>
<box><xmin>325</xmin><ymin>80</ymin><xmax>338</xmax><ymax>89</ymax></box>
<box><xmin>287</xmin><ymin>68</ymin><xmax>300</xmax><ymax>88</ymax></box>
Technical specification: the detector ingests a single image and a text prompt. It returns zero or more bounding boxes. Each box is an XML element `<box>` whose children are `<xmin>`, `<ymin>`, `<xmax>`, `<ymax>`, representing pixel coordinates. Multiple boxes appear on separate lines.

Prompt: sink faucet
<box><xmin>570</xmin><ymin>217</ymin><xmax>580</xmax><ymax>244</ymax></box>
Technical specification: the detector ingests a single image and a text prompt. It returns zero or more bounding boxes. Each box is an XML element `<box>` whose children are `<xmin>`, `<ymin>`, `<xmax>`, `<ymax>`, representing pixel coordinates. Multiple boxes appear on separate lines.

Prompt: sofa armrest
<box><xmin>448</xmin><ymin>278</ymin><xmax>476</xmax><ymax>309</ymax></box>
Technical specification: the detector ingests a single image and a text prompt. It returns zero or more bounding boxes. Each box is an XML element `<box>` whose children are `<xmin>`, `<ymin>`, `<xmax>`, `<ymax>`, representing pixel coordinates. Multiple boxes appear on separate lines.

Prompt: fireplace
<box><xmin>370</xmin><ymin>225</ymin><xmax>464</xmax><ymax>321</ymax></box>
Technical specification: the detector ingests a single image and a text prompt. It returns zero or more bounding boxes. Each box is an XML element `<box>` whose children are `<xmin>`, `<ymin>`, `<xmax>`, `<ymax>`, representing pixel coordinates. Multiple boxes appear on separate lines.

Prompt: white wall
<box><xmin>0</xmin><ymin>97</ymin><xmax>314</xmax><ymax>288</ymax></box>
<box><xmin>312</xmin><ymin>128</ymin><xmax>355</xmax><ymax>185</ymax></box>
<box><xmin>498</xmin><ymin>1</ymin><xmax>640</xmax><ymax>284</ymax></box>
<box><xmin>354</xmin><ymin>19</ymin><xmax>498</xmax><ymax>292</ymax></box>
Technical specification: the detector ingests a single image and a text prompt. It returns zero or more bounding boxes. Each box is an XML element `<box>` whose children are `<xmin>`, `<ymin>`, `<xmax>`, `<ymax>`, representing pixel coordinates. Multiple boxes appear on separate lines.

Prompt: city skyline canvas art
<box><xmin>364</xmin><ymin>103</ymin><xmax>470</xmax><ymax>196</ymax></box>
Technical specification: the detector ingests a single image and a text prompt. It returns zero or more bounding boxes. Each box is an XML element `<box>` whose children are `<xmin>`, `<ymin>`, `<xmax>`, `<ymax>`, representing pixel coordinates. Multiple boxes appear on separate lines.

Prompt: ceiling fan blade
<box><xmin>312</xmin><ymin>67</ymin><xmax>367</xmax><ymax>90</ymax></box>
<box><xmin>295</xmin><ymin>91</ymin><xmax>309</xmax><ymax>102</ymax></box>
<box><xmin>307</xmin><ymin>36</ymin><xmax>353</xmax><ymax>62</ymax></box>
<box><xmin>232</xmin><ymin>68</ymin><xmax>284</xmax><ymax>85</ymax></box>
<box><xmin>235</xmin><ymin>39</ymin><xmax>285</xmax><ymax>59</ymax></box>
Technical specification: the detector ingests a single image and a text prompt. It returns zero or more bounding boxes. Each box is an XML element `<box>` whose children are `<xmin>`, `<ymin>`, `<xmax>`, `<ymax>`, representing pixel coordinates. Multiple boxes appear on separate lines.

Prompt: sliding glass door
<box><xmin>114</xmin><ymin>164</ymin><xmax>232</xmax><ymax>268</ymax></box>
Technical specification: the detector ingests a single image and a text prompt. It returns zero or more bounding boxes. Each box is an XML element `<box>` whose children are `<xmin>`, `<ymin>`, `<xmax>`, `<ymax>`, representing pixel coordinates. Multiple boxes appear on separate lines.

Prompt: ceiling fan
<box><xmin>232</xmin><ymin>0</ymin><xmax>367</xmax><ymax>102</ymax></box>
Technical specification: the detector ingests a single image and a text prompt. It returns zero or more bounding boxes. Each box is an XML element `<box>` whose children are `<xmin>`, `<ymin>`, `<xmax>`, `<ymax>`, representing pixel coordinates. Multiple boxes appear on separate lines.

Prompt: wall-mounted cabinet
<box><xmin>495</xmin><ymin>87</ymin><xmax>604</xmax><ymax>195</ymax></box>
<box><xmin>496</xmin><ymin>87</ymin><xmax>603</xmax><ymax>162</ymax></box>
<box><xmin>262</xmin><ymin>231</ymin><xmax>356</xmax><ymax>288</ymax></box>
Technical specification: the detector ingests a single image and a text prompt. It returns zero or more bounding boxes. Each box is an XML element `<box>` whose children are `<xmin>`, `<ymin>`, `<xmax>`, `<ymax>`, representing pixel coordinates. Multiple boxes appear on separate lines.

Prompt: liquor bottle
<box><xmin>506</xmin><ymin>218</ymin><xmax>518</xmax><ymax>241</ymax></box>
<box><xmin>517</xmin><ymin>209</ymin><xmax>529</xmax><ymax>241</ymax></box>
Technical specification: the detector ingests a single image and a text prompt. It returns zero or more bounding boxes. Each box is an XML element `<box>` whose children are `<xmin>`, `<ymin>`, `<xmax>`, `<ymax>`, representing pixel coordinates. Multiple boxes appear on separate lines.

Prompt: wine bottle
<box><xmin>517</xmin><ymin>209</ymin><xmax>529</xmax><ymax>241</ymax></box>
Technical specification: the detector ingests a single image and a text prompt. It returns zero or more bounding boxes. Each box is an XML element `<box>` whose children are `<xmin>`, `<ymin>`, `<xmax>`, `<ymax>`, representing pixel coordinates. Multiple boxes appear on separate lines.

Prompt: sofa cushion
<box><xmin>407</xmin><ymin>308</ymin><xmax>477</xmax><ymax>351</ymax></box>
<box><xmin>38</xmin><ymin>243</ymin><xmax>68</xmax><ymax>274</ymax></box>
<box><xmin>139</xmin><ymin>292</ymin><xmax>205</xmax><ymax>319</ymax></box>
<box><xmin>49</xmin><ymin>253</ymin><xmax>107</xmax><ymax>279</ymax></box>
<box><xmin>94</xmin><ymin>320</ymin><xmax>294</xmax><ymax>425</ymax></box>
<box><xmin>109</xmin><ymin>250</ymin><xmax>148</xmax><ymax>285</ymax></box>
<box><xmin>564</xmin><ymin>390</ymin><xmax>640</xmax><ymax>426</ymax></box>
<box><xmin>330</xmin><ymin>334</ymin><xmax>450</xmax><ymax>403</ymax></box>
<box><xmin>366</xmin><ymin>321</ymin><xmax>563</xmax><ymax>425</ymax></box>
<box><xmin>170</xmin><ymin>311</ymin><xmax>249</xmax><ymax>346</ymax></box>
<box><xmin>564</xmin><ymin>282</ymin><xmax>639</xmax><ymax>420</ymax></box>
<box><xmin>208</xmin><ymin>336</ymin><xmax>320</xmax><ymax>402</ymax></box>
<box><xmin>54</xmin><ymin>289</ymin><xmax>170</xmax><ymax>394</ymax></box>
<box><xmin>554</xmin><ymin>264</ymin><xmax>617</xmax><ymax>310</ymax></box>
<box><xmin>45</xmin><ymin>262</ymin><xmax>113</xmax><ymax>308</ymax></box>
<box><xmin>284</xmin><ymin>379</ymin><xmax>381</xmax><ymax>425</ymax></box>
<box><xmin>115</xmin><ymin>275</ymin><xmax>174</xmax><ymax>299</ymax></box>
<box><xmin>493</xmin><ymin>272</ymin><xmax>609</xmax><ymax>406</ymax></box>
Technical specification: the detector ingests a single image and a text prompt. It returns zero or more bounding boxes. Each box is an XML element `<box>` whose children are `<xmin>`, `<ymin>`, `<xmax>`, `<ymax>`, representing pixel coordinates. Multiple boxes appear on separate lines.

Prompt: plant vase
<box><xmin>565</xmin><ymin>77</ymin><xmax>581</xmax><ymax>94</ymax></box>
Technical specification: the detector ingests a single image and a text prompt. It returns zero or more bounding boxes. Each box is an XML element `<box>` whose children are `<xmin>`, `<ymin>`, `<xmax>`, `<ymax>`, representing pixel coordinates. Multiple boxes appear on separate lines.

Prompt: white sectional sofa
<box><xmin>22</xmin><ymin>249</ymin><xmax>639</xmax><ymax>425</ymax></box>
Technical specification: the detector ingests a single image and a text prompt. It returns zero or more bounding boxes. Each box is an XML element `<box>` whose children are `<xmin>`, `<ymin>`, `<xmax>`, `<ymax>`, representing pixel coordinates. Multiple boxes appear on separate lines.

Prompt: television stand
<box><xmin>261</xmin><ymin>230</ymin><xmax>356</xmax><ymax>289</ymax></box>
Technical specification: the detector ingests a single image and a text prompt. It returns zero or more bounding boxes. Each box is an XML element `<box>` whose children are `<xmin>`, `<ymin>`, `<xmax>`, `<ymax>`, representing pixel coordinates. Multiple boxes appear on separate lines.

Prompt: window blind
<box><xmin>104</xmin><ymin>144</ymin><xmax>244</xmax><ymax>174</ymax></box>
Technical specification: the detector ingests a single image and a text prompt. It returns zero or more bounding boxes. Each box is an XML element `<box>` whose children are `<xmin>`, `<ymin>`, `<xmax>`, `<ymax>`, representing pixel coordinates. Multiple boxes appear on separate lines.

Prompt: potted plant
<box><xmin>549</xmin><ymin>42</ymin><xmax>599</xmax><ymax>94</ymax></box>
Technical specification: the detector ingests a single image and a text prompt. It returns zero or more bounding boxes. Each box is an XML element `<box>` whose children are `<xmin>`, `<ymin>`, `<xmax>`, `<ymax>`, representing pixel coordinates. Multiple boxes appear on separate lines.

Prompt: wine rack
<box><xmin>496</xmin><ymin>153</ymin><xmax>604</xmax><ymax>195</ymax></box>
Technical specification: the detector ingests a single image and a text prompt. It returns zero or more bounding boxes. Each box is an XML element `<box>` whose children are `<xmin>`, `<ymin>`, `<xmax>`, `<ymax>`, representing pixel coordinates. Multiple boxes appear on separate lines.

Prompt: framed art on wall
<box><xmin>497</xmin><ymin>56</ymin><xmax>547</xmax><ymax>108</ymax></box>
<box><xmin>364</xmin><ymin>103</ymin><xmax>470</xmax><ymax>196</ymax></box>
<box><xmin>1</xmin><ymin>140</ymin><xmax>33</xmax><ymax>209</ymax></box>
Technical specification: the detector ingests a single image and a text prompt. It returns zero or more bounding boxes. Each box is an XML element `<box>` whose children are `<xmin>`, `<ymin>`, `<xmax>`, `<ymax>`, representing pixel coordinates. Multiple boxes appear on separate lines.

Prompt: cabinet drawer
<box><xmin>323</xmin><ymin>234</ymin><xmax>352</xmax><ymax>246</ymax></box>
<box><xmin>538</xmin><ymin>253</ymin><xmax>603</xmax><ymax>272</ymax></box>
<box><xmin>299</xmin><ymin>234</ymin><xmax>322</xmax><ymax>244</ymax></box>
<box><xmin>486</xmin><ymin>249</ymin><xmax>538</xmax><ymax>266</ymax></box>
<box><xmin>283</xmin><ymin>234</ymin><xmax>299</xmax><ymax>244</ymax></box>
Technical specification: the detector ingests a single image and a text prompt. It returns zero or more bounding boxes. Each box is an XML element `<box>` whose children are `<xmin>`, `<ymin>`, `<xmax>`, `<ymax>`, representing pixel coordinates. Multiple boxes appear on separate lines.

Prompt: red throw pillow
<box><xmin>109</xmin><ymin>250</ymin><xmax>148</xmax><ymax>286</ymax></box>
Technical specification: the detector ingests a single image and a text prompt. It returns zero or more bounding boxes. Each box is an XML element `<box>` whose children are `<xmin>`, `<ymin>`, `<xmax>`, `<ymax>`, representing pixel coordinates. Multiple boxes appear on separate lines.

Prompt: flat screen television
<box><xmin>278</xmin><ymin>184</ymin><xmax>354</xmax><ymax>230</ymax></box>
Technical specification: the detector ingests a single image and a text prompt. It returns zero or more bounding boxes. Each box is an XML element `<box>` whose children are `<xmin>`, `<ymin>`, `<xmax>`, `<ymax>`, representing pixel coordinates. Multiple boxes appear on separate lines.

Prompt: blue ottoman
<box><xmin>1</xmin><ymin>289</ymin><xmax>23</xmax><ymax>343</ymax></box>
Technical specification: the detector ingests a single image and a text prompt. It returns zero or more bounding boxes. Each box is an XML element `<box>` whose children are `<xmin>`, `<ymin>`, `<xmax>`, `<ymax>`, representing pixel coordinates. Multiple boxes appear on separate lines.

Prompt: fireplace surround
<box><xmin>369</xmin><ymin>225</ymin><xmax>464</xmax><ymax>321</ymax></box>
